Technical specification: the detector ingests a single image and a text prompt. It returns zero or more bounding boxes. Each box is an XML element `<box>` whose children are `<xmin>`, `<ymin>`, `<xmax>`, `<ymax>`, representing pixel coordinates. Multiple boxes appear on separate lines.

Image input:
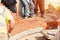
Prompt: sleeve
<box><xmin>5</xmin><ymin>8</ymin><xmax>15</xmax><ymax>23</ymax></box>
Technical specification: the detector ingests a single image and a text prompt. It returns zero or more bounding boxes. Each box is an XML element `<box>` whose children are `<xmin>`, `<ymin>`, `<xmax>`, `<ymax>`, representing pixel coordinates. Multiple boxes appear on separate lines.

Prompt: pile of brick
<box><xmin>9</xmin><ymin>14</ymin><xmax>45</xmax><ymax>35</ymax></box>
<box><xmin>8</xmin><ymin>13</ymin><xmax>59</xmax><ymax>36</ymax></box>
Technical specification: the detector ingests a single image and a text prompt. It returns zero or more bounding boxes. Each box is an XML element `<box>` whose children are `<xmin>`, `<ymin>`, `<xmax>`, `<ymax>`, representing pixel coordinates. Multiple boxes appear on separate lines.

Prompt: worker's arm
<box><xmin>7</xmin><ymin>11</ymin><xmax>15</xmax><ymax>29</ymax></box>
<box><xmin>5</xmin><ymin>8</ymin><xmax>15</xmax><ymax>31</ymax></box>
